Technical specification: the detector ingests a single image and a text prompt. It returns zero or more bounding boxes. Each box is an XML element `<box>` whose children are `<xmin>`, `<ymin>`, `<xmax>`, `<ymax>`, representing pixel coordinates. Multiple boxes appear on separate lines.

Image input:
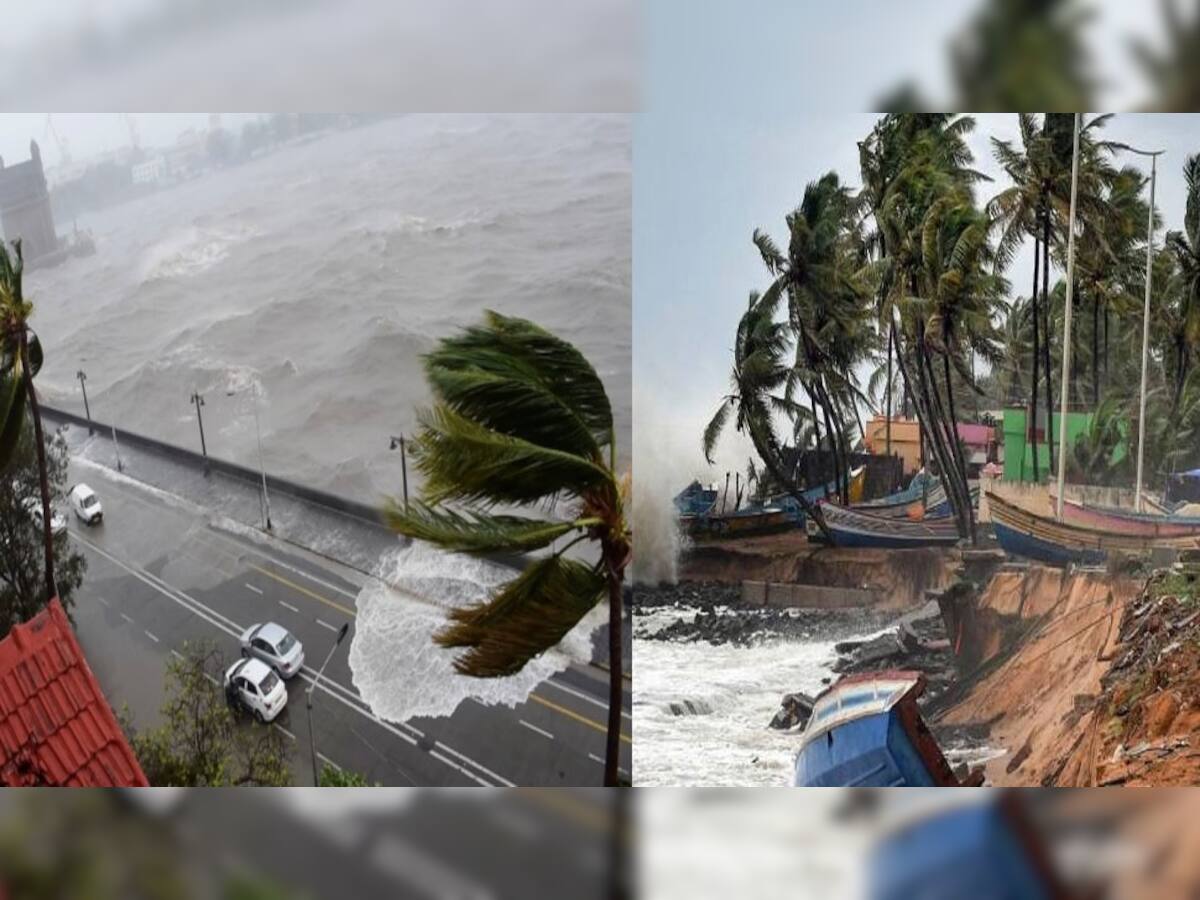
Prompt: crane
<box><xmin>42</xmin><ymin>114</ymin><xmax>70</xmax><ymax>165</ymax></box>
<box><xmin>122</xmin><ymin>113</ymin><xmax>140</xmax><ymax>151</ymax></box>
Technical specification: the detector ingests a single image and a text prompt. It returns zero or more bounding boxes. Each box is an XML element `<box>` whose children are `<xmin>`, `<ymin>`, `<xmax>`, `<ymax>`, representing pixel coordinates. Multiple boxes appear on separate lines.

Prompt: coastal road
<box><xmin>65</xmin><ymin>462</ymin><xmax>632</xmax><ymax>786</ymax></box>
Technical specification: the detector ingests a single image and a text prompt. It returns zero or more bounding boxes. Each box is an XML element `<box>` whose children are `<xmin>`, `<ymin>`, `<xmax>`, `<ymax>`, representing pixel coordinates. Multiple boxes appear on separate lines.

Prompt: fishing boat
<box><xmin>988</xmin><ymin>492</ymin><xmax>1200</xmax><ymax>566</ymax></box>
<box><xmin>817</xmin><ymin>501</ymin><xmax>962</xmax><ymax>548</ymax></box>
<box><xmin>1055</xmin><ymin>496</ymin><xmax>1200</xmax><ymax>538</ymax></box>
<box><xmin>793</xmin><ymin>670</ymin><xmax>960</xmax><ymax>787</ymax></box>
<box><xmin>867</xmin><ymin>795</ymin><xmax>1067</xmax><ymax>898</ymax></box>
<box><xmin>686</xmin><ymin>505</ymin><xmax>792</xmax><ymax>537</ymax></box>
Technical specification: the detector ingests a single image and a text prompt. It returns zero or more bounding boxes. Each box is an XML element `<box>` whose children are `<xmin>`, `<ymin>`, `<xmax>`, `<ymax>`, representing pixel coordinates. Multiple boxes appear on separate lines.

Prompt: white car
<box><xmin>224</xmin><ymin>657</ymin><xmax>288</xmax><ymax>723</ymax></box>
<box><xmin>23</xmin><ymin>497</ymin><xmax>67</xmax><ymax>536</ymax></box>
<box><xmin>68</xmin><ymin>483</ymin><xmax>103</xmax><ymax>525</ymax></box>
<box><xmin>239</xmin><ymin>622</ymin><xmax>305</xmax><ymax>679</ymax></box>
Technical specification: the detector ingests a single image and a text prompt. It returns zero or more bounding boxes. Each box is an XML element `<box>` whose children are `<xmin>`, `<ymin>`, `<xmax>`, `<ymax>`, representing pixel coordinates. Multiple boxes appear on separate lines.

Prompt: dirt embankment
<box><xmin>1052</xmin><ymin>566</ymin><xmax>1200</xmax><ymax>786</ymax></box>
<box><xmin>934</xmin><ymin>565</ymin><xmax>1142</xmax><ymax>786</ymax></box>
<box><xmin>682</xmin><ymin>533</ymin><xmax>958</xmax><ymax>611</ymax></box>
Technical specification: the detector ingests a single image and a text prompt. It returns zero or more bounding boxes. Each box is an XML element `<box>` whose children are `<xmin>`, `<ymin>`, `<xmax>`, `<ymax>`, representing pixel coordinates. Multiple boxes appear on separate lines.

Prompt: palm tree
<box><xmin>0</xmin><ymin>241</ymin><xmax>54</xmax><ymax>600</ymax></box>
<box><xmin>753</xmin><ymin>172</ymin><xmax>873</xmax><ymax>504</ymax></box>
<box><xmin>704</xmin><ymin>288</ymin><xmax>831</xmax><ymax>539</ymax></box>
<box><xmin>383</xmin><ymin>311</ymin><xmax>630</xmax><ymax>786</ymax></box>
<box><xmin>1166</xmin><ymin>154</ymin><xmax>1200</xmax><ymax>421</ymax></box>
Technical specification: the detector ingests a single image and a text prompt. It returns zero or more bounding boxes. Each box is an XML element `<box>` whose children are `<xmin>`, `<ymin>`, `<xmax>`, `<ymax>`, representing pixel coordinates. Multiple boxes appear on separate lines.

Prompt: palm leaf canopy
<box><xmin>0</xmin><ymin>239</ymin><xmax>35</xmax><ymax>473</ymax></box>
<box><xmin>386</xmin><ymin>311</ymin><xmax>626</xmax><ymax>680</ymax></box>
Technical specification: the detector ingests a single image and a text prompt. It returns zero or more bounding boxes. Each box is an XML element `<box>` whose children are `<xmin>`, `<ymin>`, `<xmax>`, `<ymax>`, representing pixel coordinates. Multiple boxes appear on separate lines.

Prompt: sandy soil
<box><xmin>935</xmin><ymin>565</ymin><xmax>1142</xmax><ymax>786</ymax></box>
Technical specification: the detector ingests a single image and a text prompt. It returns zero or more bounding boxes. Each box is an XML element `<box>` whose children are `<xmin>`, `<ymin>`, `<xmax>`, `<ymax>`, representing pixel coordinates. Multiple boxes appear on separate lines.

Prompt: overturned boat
<box><xmin>792</xmin><ymin>670</ymin><xmax>961</xmax><ymax>787</ymax></box>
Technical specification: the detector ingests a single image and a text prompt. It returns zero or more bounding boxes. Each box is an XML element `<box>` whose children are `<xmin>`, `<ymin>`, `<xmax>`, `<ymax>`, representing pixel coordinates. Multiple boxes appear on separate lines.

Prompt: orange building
<box><xmin>864</xmin><ymin>415</ymin><xmax>997</xmax><ymax>476</ymax></box>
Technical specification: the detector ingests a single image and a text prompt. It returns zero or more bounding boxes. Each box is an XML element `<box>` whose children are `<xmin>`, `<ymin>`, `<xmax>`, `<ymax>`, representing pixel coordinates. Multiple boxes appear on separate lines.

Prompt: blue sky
<box><xmin>634</xmin><ymin>110</ymin><xmax>1200</xmax><ymax>481</ymax></box>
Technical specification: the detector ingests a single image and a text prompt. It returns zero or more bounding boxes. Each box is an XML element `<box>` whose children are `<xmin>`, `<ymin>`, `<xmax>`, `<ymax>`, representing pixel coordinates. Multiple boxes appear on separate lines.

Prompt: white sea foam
<box><xmin>632</xmin><ymin>633</ymin><xmax>845</xmax><ymax>786</ymax></box>
<box><xmin>348</xmin><ymin>541</ymin><xmax>606</xmax><ymax>723</ymax></box>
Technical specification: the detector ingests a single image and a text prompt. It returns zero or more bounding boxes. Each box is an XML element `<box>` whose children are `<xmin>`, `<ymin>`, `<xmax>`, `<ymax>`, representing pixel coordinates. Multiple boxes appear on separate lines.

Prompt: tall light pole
<box><xmin>306</xmin><ymin>621</ymin><xmax>350</xmax><ymax>786</ymax></box>
<box><xmin>190</xmin><ymin>390</ymin><xmax>208</xmax><ymax>469</ymax></box>
<box><xmin>1128</xmin><ymin>147</ymin><xmax>1165</xmax><ymax>513</ymax></box>
<box><xmin>1055</xmin><ymin>113</ymin><xmax>1081</xmax><ymax>521</ymax></box>
<box><xmin>227</xmin><ymin>382</ymin><xmax>272</xmax><ymax>530</ymax></box>
<box><xmin>76</xmin><ymin>370</ymin><xmax>92</xmax><ymax>435</ymax></box>
<box><xmin>389</xmin><ymin>435</ymin><xmax>409</xmax><ymax>511</ymax></box>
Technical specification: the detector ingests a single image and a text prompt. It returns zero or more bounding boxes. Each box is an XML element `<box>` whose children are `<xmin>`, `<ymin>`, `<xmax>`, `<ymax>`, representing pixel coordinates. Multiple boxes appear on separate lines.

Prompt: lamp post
<box><xmin>190</xmin><ymin>390</ymin><xmax>208</xmax><ymax>469</ymax></box>
<box><xmin>76</xmin><ymin>370</ymin><xmax>92</xmax><ymax>435</ymax></box>
<box><xmin>389</xmin><ymin>435</ymin><xmax>409</xmax><ymax>511</ymax></box>
<box><xmin>1055</xmin><ymin>113</ymin><xmax>1081</xmax><ymax>522</ymax></box>
<box><xmin>1126</xmin><ymin>146</ymin><xmax>1165</xmax><ymax>513</ymax></box>
<box><xmin>227</xmin><ymin>382</ymin><xmax>272</xmax><ymax>530</ymax></box>
<box><xmin>306</xmin><ymin>621</ymin><xmax>350</xmax><ymax>786</ymax></box>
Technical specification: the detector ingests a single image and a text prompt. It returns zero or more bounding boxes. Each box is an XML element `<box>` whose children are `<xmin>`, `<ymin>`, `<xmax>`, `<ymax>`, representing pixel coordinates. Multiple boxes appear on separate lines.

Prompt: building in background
<box><xmin>0</xmin><ymin>140</ymin><xmax>58</xmax><ymax>261</ymax></box>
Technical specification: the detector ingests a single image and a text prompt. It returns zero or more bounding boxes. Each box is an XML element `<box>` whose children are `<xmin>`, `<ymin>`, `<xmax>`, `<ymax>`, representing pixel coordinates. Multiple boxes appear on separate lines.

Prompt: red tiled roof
<box><xmin>0</xmin><ymin>598</ymin><xmax>148</xmax><ymax>786</ymax></box>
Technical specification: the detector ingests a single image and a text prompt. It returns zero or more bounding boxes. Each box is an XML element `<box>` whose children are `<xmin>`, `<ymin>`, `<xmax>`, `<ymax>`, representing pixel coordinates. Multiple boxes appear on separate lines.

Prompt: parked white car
<box><xmin>224</xmin><ymin>657</ymin><xmax>288</xmax><ymax>723</ymax></box>
<box><xmin>23</xmin><ymin>497</ymin><xmax>67</xmax><ymax>536</ymax></box>
<box><xmin>239</xmin><ymin>622</ymin><xmax>305</xmax><ymax>679</ymax></box>
<box><xmin>68</xmin><ymin>483</ymin><xmax>103</xmax><ymax>525</ymax></box>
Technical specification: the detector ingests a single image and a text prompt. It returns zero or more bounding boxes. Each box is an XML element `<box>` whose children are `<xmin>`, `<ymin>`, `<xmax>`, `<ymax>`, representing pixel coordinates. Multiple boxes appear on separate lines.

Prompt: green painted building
<box><xmin>1001</xmin><ymin>407</ymin><xmax>1128</xmax><ymax>483</ymax></box>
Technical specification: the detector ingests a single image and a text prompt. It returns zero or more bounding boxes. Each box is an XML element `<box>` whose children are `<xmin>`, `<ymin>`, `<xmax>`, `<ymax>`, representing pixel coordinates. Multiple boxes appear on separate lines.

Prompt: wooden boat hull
<box><xmin>793</xmin><ymin>671</ymin><xmax>959</xmax><ymax>787</ymax></box>
<box><xmin>1057</xmin><ymin>497</ymin><xmax>1200</xmax><ymax>538</ymax></box>
<box><xmin>988</xmin><ymin>492</ymin><xmax>1200</xmax><ymax>566</ymax></box>
<box><xmin>821</xmin><ymin>502</ymin><xmax>962</xmax><ymax>549</ymax></box>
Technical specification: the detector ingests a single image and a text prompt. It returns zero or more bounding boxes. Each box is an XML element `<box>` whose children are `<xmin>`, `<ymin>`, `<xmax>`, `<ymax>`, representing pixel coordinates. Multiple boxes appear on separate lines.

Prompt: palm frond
<box><xmin>383</xmin><ymin>500</ymin><xmax>579</xmax><ymax>553</ymax></box>
<box><xmin>410</xmin><ymin>404</ymin><xmax>611</xmax><ymax>506</ymax></box>
<box><xmin>435</xmin><ymin>555</ymin><xmax>605</xmax><ymax>677</ymax></box>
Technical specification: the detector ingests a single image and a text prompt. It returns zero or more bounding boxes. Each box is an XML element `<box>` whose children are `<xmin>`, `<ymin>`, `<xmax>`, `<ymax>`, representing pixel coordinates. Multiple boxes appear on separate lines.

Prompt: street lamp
<box><xmin>76</xmin><ymin>369</ymin><xmax>92</xmax><ymax>435</ymax></box>
<box><xmin>190</xmin><ymin>390</ymin><xmax>208</xmax><ymax>471</ymax></box>
<box><xmin>226</xmin><ymin>382</ymin><xmax>272</xmax><ymax>530</ymax></box>
<box><xmin>389</xmin><ymin>434</ymin><xmax>409</xmax><ymax>511</ymax></box>
<box><xmin>306</xmin><ymin>621</ymin><xmax>350</xmax><ymax>786</ymax></box>
<box><xmin>1125</xmin><ymin>146</ymin><xmax>1166</xmax><ymax>513</ymax></box>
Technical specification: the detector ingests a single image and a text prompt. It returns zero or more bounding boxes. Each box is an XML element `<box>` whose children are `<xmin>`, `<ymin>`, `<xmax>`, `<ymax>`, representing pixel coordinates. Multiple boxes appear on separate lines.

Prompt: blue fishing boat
<box><xmin>868</xmin><ymin>795</ymin><xmax>1067</xmax><ymax>899</ymax></box>
<box><xmin>988</xmin><ymin>492</ymin><xmax>1200</xmax><ymax>567</ymax></box>
<box><xmin>818</xmin><ymin>501</ymin><xmax>962</xmax><ymax>548</ymax></box>
<box><xmin>793</xmin><ymin>671</ymin><xmax>960</xmax><ymax>787</ymax></box>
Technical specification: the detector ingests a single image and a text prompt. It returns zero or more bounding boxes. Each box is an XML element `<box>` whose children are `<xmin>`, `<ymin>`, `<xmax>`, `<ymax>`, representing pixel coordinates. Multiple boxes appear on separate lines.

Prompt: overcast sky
<box><xmin>634</xmin><ymin>112</ymin><xmax>1200</xmax><ymax>478</ymax></box>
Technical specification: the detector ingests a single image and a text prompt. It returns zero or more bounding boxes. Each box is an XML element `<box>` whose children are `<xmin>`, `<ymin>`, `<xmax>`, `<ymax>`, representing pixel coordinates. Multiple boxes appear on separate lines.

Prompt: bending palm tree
<box><xmin>384</xmin><ymin>311</ymin><xmax>630</xmax><ymax>786</ymax></box>
<box><xmin>0</xmin><ymin>240</ymin><xmax>53</xmax><ymax>599</ymax></box>
<box><xmin>704</xmin><ymin>288</ymin><xmax>831</xmax><ymax>540</ymax></box>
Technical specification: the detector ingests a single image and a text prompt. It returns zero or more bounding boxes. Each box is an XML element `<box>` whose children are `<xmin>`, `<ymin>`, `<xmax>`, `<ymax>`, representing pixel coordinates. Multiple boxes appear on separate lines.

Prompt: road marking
<box><xmin>204</xmin><ymin>673</ymin><xmax>219</xmax><ymax>686</ymax></box>
<box><xmin>279</xmin><ymin>600</ymin><xmax>299</xmax><ymax>613</ymax></box>
<box><xmin>144</xmin><ymin>630</ymin><xmax>159</xmax><ymax>643</ymax></box>
<box><xmin>317</xmin><ymin>752</ymin><xmax>341</xmax><ymax>771</ymax></box>
<box><xmin>519</xmin><ymin>720</ymin><xmax>554</xmax><ymax>741</ymax></box>
<box><xmin>274</xmin><ymin>724</ymin><xmax>296</xmax><ymax>741</ymax></box>
<box><xmin>71</xmin><ymin>532</ymin><xmax>509</xmax><ymax>787</ymax></box>
<box><xmin>171</xmin><ymin>649</ymin><xmax>184</xmax><ymax>661</ymax></box>
<box><xmin>315</xmin><ymin>618</ymin><xmax>339</xmax><ymax>633</ymax></box>
<box><xmin>547</xmin><ymin>677</ymin><xmax>633</xmax><ymax>721</ymax></box>
<box><xmin>120</xmin><ymin>612</ymin><xmax>134</xmax><ymax>625</ymax></box>
<box><xmin>248</xmin><ymin>563</ymin><xmax>356</xmax><ymax>617</ymax></box>
<box><xmin>244</xmin><ymin>583</ymin><xmax>264</xmax><ymax>595</ymax></box>
<box><xmin>529</xmin><ymin>694</ymin><xmax>632</xmax><ymax>744</ymax></box>
<box><xmin>587</xmin><ymin>753</ymin><xmax>630</xmax><ymax>777</ymax></box>
<box><xmin>96</xmin><ymin>596</ymin><xmax>110</xmax><ymax>607</ymax></box>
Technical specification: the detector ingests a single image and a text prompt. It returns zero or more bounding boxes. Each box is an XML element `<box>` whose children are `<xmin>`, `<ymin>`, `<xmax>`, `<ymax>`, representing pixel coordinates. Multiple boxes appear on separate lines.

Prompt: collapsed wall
<box><xmin>682</xmin><ymin>535</ymin><xmax>958</xmax><ymax>611</ymax></box>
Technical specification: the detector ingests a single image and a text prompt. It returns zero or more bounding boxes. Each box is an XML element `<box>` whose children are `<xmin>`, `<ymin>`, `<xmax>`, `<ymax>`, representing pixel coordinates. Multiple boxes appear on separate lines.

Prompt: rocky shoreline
<box><xmin>634</xmin><ymin>581</ymin><xmax>899</xmax><ymax>646</ymax></box>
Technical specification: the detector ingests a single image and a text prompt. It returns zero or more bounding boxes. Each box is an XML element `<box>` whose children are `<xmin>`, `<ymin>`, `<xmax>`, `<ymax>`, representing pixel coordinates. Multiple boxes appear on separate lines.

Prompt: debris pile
<box><xmin>830</xmin><ymin>606</ymin><xmax>956</xmax><ymax>702</ymax></box>
<box><xmin>1085</xmin><ymin>566</ymin><xmax>1200</xmax><ymax>785</ymax></box>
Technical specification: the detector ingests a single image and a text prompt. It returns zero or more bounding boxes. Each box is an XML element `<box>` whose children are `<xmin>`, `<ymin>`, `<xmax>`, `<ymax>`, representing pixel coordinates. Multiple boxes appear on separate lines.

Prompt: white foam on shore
<box><xmin>348</xmin><ymin>541</ymin><xmax>606</xmax><ymax>723</ymax></box>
